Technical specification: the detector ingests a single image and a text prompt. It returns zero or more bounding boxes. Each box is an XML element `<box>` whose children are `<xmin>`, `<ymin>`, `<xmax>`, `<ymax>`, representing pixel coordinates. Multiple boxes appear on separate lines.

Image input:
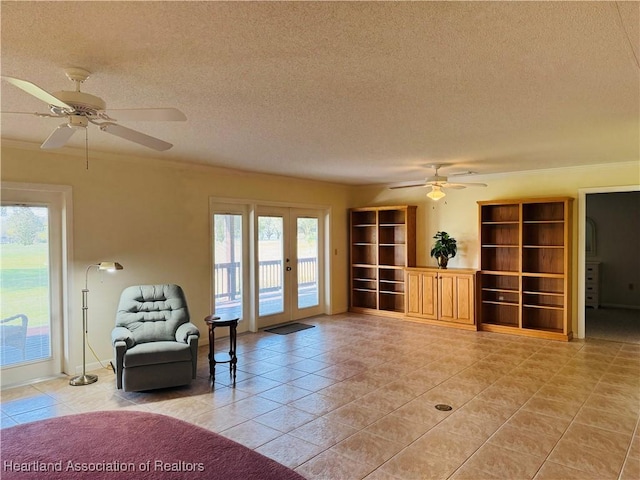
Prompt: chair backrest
<box><xmin>1</xmin><ymin>314</ymin><xmax>28</xmax><ymax>352</ymax></box>
<box><xmin>116</xmin><ymin>284</ymin><xmax>190</xmax><ymax>344</ymax></box>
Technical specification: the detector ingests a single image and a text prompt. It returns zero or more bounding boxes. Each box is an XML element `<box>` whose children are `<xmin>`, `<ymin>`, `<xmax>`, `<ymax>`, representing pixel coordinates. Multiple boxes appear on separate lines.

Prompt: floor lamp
<box><xmin>69</xmin><ymin>261</ymin><xmax>124</xmax><ymax>386</ymax></box>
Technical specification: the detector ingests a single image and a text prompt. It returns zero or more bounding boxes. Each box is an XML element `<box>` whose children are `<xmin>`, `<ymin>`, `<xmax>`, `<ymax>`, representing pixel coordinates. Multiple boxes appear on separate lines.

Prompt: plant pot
<box><xmin>437</xmin><ymin>256</ymin><xmax>448</xmax><ymax>269</ymax></box>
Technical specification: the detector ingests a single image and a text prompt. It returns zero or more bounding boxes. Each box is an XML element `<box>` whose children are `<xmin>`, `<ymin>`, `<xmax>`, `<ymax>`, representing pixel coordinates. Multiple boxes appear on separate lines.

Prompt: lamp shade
<box><xmin>98</xmin><ymin>262</ymin><xmax>124</xmax><ymax>271</ymax></box>
<box><xmin>427</xmin><ymin>186</ymin><xmax>446</xmax><ymax>201</ymax></box>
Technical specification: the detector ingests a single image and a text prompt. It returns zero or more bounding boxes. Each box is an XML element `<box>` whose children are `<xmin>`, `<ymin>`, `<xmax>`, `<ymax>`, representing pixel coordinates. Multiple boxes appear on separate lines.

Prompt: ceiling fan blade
<box><xmin>102</xmin><ymin>108</ymin><xmax>187</xmax><ymax>122</ymax></box>
<box><xmin>2</xmin><ymin>76</ymin><xmax>74</xmax><ymax>111</ymax></box>
<box><xmin>41</xmin><ymin>124</ymin><xmax>77</xmax><ymax>149</ymax></box>
<box><xmin>443</xmin><ymin>182</ymin><xmax>488</xmax><ymax>188</ymax></box>
<box><xmin>99</xmin><ymin>122</ymin><xmax>173</xmax><ymax>151</ymax></box>
<box><xmin>1</xmin><ymin>111</ymin><xmax>64</xmax><ymax>118</ymax></box>
<box><xmin>389</xmin><ymin>181</ymin><xmax>427</xmax><ymax>189</ymax></box>
<box><xmin>1</xmin><ymin>111</ymin><xmax>40</xmax><ymax>115</ymax></box>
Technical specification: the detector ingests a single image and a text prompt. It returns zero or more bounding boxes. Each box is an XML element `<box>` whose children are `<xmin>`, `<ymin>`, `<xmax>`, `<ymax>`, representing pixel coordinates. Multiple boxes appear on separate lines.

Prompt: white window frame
<box><xmin>209</xmin><ymin>197</ymin><xmax>331</xmax><ymax>333</ymax></box>
<box><xmin>1</xmin><ymin>182</ymin><xmax>73</xmax><ymax>387</ymax></box>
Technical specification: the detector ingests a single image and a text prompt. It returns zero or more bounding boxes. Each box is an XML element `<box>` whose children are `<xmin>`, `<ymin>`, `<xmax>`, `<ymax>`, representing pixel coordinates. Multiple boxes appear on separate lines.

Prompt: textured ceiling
<box><xmin>1</xmin><ymin>1</ymin><xmax>638</xmax><ymax>185</ymax></box>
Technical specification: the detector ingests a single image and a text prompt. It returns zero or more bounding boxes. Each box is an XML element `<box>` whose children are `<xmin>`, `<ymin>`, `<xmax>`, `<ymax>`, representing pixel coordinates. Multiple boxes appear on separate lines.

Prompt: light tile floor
<box><xmin>1</xmin><ymin>313</ymin><xmax>639</xmax><ymax>479</ymax></box>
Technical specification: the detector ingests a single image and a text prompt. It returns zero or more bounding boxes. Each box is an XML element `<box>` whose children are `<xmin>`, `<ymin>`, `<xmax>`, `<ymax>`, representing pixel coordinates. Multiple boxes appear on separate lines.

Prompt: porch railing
<box><xmin>214</xmin><ymin>257</ymin><xmax>317</xmax><ymax>301</ymax></box>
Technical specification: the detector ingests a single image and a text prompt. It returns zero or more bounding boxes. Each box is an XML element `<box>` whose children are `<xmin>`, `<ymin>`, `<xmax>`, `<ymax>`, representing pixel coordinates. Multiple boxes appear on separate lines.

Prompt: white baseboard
<box><xmin>73</xmin><ymin>359</ymin><xmax>114</xmax><ymax>374</ymax></box>
<box><xmin>599</xmin><ymin>303</ymin><xmax>640</xmax><ymax>310</ymax></box>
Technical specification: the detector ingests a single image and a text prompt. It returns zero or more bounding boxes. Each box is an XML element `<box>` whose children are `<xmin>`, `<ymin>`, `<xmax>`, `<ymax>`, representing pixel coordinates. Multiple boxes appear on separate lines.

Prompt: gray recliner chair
<box><xmin>111</xmin><ymin>284</ymin><xmax>200</xmax><ymax>392</ymax></box>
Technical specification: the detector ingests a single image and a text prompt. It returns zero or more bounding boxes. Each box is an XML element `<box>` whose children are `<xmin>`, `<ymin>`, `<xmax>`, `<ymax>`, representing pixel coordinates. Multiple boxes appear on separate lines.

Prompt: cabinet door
<box><xmin>438</xmin><ymin>273</ymin><xmax>475</xmax><ymax>325</ymax></box>
<box><xmin>438</xmin><ymin>273</ymin><xmax>456</xmax><ymax>321</ymax></box>
<box><xmin>406</xmin><ymin>271</ymin><xmax>421</xmax><ymax>316</ymax></box>
<box><xmin>421</xmin><ymin>272</ymin><xmax>438</xmax><ymax>319</ymax></box>
<box><xmin>453</xmin><ymin>274</ymin><xmax>475</xmax><ymax>325</ymax></box>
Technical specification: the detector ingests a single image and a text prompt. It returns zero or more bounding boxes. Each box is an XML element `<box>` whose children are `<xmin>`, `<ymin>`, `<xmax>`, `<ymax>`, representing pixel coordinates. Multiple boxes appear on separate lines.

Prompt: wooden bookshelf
<box><xmin>478</xmin><ymin>198</ymin><xmax>573</xmax><ymax>341</ymax></box>
<box><xmin>350</xmin><ymin>206</ymin><xmax>416</xmax><ymax>316</ymax></box>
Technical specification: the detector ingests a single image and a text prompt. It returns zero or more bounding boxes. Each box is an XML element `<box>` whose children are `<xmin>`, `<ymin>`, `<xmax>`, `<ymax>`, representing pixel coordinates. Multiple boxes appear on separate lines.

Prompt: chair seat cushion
<box><xmin>123</xmin><ymin>341</ymin><xmax>192</xmax><ymax>368</ymax></box>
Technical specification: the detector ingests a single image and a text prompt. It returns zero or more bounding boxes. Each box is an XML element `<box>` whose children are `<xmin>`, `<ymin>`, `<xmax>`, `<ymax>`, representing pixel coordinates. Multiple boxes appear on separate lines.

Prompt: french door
<box><xmin>211</xmin><ymin>203</ymin><xmax>250</xmax><ymax>331</ymax></box>
<box><xmin>1</xmin><ymin>185</ymin><xmax>68</xmax><ymax>387</ymax></box>
<box><xmin>256</xmin><ymin>207</ymin><xmax>324</xmax><ymax>329</ymax></box>
<box><xmin>211</xmin><ymin>201</ymin><xmax>325</xmax><ymax>332</ymax></box>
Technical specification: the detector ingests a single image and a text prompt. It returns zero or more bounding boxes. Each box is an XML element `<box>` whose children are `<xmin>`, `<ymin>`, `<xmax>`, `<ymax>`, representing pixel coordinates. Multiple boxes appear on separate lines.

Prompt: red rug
<box><xmin>1</xmin><ymin>411</ymin><xmax>306</xmax><ymax>479</ymax></box>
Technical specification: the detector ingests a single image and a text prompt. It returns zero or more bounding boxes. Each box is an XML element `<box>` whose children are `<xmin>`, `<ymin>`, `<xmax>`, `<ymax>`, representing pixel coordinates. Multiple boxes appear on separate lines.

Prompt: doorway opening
<box><xmin>578</xmin><ymin>186</ymin><xmax>640</xmax><ymax>343</ymax></box>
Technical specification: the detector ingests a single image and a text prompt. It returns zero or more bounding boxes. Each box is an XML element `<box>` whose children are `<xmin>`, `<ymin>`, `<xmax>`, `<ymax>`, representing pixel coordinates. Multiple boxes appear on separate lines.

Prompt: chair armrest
<box><xmin>1</xmin><ymin>314</ymin><xmax>28</xmax><ymax>328</ymax></box>
<box><xmin>111</xmin><ymin>327</ymin><xmax>135</xmax><ymax>348</ymax></box>
<box><xmin>176</xmin><ymin>322</ymin><xmax>200</xmax><ymax>343</ymax></box>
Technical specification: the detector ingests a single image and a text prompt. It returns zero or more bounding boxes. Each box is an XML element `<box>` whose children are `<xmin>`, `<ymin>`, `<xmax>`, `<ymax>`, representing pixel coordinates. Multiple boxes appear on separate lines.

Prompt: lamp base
<box><xmin>69</xmin><ymin>374</ymin><xmax>98</xmax><ymax>386</ymax></box>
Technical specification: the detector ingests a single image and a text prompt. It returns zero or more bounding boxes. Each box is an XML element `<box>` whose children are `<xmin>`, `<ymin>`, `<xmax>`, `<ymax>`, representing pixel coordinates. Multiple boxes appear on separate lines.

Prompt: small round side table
<box><xmin>204</xmin><ymin>315</ymin><xmax>239</xmax><ymax>385</ymax></box>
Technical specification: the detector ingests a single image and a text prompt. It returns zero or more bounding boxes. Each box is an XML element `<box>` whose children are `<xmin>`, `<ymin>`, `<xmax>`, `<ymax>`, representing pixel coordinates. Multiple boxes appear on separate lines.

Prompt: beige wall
<box><xmin>2</xmin><ymin>142</ymin><xmax>638</xmax><ymax>375</ymax></box>
<box><xmin>350</xmin><ymin>161</ymin><xmax>640</xmax><ymax>335</ymax></box>
<box><xmin>1</xmin><ymin>144</ymin><xmax>351</xmax><ymax>375</ymax></box>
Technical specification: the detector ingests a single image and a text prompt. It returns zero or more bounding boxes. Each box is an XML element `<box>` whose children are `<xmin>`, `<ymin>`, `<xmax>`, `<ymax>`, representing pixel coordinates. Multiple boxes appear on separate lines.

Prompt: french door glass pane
<box><xmin>0</xmin><ymin>206</ymin><xmax>51</xmax><ymax>367</ymax></box>
<box><xmin>297</xmin><ymin>217</ymin><xmax>319</xmax><ymax>309</ymax></box>
<box><xmin>258</xmin><ymin>216</ymin><xmax>284</xmax><ymax>316</ymax></box>
<box><xmin>213</xmin><ymin>214</ymin><xmax>243</xmax><ymax>319</ymax></box>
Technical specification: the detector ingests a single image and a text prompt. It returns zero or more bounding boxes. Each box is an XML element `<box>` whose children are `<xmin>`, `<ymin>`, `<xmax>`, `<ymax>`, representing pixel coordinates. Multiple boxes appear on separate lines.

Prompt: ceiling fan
<box><xmin>1</xmin><ymin>67</ymin><xmax>186</xmax><ymax>151</ymax></box>
<box><xmin>389</xmin><ymin>164</ymin><xmax>487</xmax><ymax>200</ymax></box>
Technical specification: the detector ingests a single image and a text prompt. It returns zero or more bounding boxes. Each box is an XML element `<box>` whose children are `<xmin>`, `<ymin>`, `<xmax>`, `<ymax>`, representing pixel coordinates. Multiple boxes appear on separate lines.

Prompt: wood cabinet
<box><xmin>405</xmin><ymin>267</ymin><xmax>476</xmax><ymax>330</ymax></box>
<box><xmin>350</xmin><ymin>206</ymin><xmax>416</xmax><ymax>316</ymax></box>
<box><xmin>478</xmin><ymin>197</ymin><xmax>573</xmax><ymax>341</ymax></box>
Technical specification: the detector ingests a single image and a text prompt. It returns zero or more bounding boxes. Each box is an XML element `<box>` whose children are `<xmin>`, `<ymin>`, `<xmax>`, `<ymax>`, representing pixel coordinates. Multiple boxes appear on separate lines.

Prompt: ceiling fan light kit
<box><xmin>427</xmin><ymin>185</ymin><xmax>446</xmax><ymax>201</ymax></box>
<box><xmin>1</xmin><ymin>67</ymin><xmax>186</xmax><ymax>152</ymax></box>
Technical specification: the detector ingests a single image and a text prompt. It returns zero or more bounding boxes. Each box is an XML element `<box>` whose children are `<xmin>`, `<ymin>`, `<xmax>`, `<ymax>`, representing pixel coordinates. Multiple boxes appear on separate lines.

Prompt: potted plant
<box><xmin>430</xmin><ymin>231</ymin><xmax>457</xmax><ymax>269</ymax></box>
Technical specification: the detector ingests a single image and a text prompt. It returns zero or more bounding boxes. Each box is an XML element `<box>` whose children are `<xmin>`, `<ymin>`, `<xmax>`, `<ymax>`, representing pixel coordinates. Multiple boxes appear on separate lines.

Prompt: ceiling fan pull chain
<box><xmin>85</xmin><ymin>127</ymin><xmax>89</xmax><ymax>170</ymax></box>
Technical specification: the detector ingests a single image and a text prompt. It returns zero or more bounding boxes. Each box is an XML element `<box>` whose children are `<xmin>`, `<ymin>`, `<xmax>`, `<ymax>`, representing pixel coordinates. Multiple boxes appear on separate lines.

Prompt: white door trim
<box><xmin>209</xmin><ymin>197</ymin><xmax>331</xmax><ymax>333</ymax></box>
<box><xmin>577</xmin><ymin>184</ymin><xmax>640</xmax><ymax>339</ymax></box>
<box><xmin>1</xmin><ymin>182</ymin><xmax>73</xmax><ymax>387</ymax></box>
